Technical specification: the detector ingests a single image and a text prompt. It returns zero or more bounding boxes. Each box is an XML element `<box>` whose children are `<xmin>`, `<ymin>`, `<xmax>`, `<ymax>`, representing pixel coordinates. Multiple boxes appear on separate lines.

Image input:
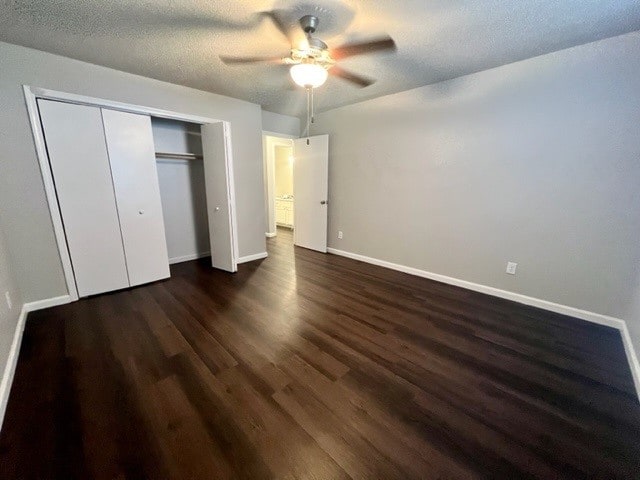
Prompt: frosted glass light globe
<box><xmin>290</xmin><ymin>63</ymin><xmax>328</xmax><ymax>88</ymax></box>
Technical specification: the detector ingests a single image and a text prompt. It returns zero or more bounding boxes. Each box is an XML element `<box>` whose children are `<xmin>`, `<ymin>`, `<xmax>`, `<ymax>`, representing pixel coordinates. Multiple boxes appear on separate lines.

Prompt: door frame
<box><xmin>262</xmin><ymin>132</ymin><xmax>296</xmax><ymax>237</ymax></box>
<box><xmin>23</xmin><ymin>85</ymin><xmax>239</xmax><ymax>301</ymax></box>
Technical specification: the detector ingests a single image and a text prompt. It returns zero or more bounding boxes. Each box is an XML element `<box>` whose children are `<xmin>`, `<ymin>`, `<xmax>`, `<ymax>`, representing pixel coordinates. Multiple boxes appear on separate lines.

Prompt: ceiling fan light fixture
<box><xmin>290</xmin><ymin>63</ymin><xmax>328</xmax><ymax>88</ymax></box>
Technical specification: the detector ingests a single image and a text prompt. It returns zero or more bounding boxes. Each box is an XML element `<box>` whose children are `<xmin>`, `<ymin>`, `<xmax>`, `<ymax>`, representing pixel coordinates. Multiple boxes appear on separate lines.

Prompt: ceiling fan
<box><xmin>220</xmin><ymin>13</ymin><xmax>396</xmax><ymax>89</ymax></box>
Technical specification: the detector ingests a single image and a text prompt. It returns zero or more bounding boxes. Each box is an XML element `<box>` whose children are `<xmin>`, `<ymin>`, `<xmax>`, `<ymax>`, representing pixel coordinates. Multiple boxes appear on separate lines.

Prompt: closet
<box><xmin>151</xmin><ymin>118</ymin><xmax>210</xmax><ymax>265</ymax></box>
<box><xmin>39</xmin><ymin>100</ymin><xmax>170</xmax><ymax>297</ymax></box>
<box><xmin>36</xmin><ymin>95</ymin><xmax>238</xmax><ymax>299</ymax></box>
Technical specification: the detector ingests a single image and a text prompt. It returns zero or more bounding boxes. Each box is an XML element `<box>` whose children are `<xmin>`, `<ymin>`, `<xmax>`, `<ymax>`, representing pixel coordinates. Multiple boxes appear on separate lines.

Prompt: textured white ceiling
<box><xmin>1</xmin><ymin>0</ymin><xmax>639</xmax><ymax>116</ymax></box>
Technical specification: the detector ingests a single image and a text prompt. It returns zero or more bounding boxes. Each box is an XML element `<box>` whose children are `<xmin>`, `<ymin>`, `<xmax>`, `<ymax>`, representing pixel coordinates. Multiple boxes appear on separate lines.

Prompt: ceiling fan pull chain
<box><xmin>307</xmin><ymin>86</ymin><xmax>311</xmax><ymax>128</ymax></box>
<box><xmin>311</xmin><ymin>87</ymin><xmax>315</xmax><ymax>124</ymax></box>
<box><xmin>305</xmin><ymin>86</ymin><xmax>312</xmax><ymax>144</ymax></box>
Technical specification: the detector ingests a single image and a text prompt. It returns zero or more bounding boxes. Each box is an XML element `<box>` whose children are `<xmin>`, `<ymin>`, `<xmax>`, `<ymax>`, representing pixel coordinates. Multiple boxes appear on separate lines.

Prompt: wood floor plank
<box><xmin>1</xmin><ymin>228</ymin><xmax>639</xmax><ymax>479</ymax></box>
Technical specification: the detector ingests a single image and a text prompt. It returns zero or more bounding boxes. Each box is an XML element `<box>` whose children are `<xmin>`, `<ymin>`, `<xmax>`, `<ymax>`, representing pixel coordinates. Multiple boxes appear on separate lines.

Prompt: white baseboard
<box><xmin>169</xmin><ymin>252</ymin><xmax>210</xmax><ymax>265</ymax></box>
<box><xmin>0</xmin><ymin>293</ymin><xmax>71</xmax><ymax>431</ymax></box>
<box><xmin>327</xmin><ymin>247</ymin><xmax>640</xmax><ymax>401</ymax></box>
<box><xmin>0</xmin><ymin>305</ymin><xmax>28</xmax><ymax>431</ymax></box>
<box><xmin>23</xmin><ymin>294</ymin><xmax>71</xmax><ymax>311</ymax></box>
<box><xmin>238</xmin><ymin>252</ymin><xmax>268</xmax><ymax>264</ymax></box>
<box><xmin>265</xmin><ymin>232</ymin><xmax>277</xmax><ymax>238</ymax></box>
<box><xmin>620</xmin><ymin>323</ymin><xmax>640</xmax><ymax>401</ymax></box>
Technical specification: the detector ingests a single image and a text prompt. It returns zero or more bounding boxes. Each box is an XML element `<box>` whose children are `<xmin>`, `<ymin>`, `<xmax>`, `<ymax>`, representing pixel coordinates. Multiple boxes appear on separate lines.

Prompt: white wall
<box><xmin>151</xmin><ymin>118</ymin><xmax>210</xmax><ymax>263</ymax></box>
<box><xmin>262</xmin><ymin>110</ymin><xmax>300</xmax><ymax>137</ymax></box>
<box><xmin>0</xmin><ymin>41</ymin><xmax>266</xmax><ymax>305</ymax></box>
<box><xmin>312</xmin><ymin>32</ymin><xmax>640</xmax><ymax>353</ymax></box>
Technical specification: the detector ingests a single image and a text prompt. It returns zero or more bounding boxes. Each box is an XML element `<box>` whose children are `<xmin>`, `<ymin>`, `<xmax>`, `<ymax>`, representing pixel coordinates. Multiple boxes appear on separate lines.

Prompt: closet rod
<box><xmin>155</xmin><ymin>151</ymin><xmax>203</xmax><ymax>161</ymax></box>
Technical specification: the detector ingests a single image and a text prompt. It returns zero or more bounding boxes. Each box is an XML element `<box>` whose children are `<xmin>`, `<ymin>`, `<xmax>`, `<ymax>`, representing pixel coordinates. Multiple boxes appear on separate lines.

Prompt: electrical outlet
<box><xmin>5</xmin><ymin>291</ymin><xmax>12</xmax><ymax>310</ymax></box>
<box><xmin>338</xmin><ymin>231</ymin><xmax>343</xmax><ymax>239</ymax></box>
<box><xmin>506</xmin><ymin>262</ymin><xmax>517</xmax><ymax>275</ymax></box>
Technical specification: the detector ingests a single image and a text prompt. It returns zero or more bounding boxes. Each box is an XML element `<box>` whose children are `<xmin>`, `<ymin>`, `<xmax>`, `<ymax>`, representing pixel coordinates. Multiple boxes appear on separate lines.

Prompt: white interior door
<box><xmin>293</xmin><ymin>135</ymin><xmax>329</xmax><ymax>252</ymax></box>
<box><xmin>102</xmin><ymin>109</ymin><xmax>170</xmax><ymax>287</ymax></box>
<box><xmin>201</xmin><ymin>122</ymin><xmax>238</xmax><ymax>272</ymax></box>
<box><xmin>38</xmin><ymin>100</ymin><xmax>129</xmax><ymax>297</ymax></box>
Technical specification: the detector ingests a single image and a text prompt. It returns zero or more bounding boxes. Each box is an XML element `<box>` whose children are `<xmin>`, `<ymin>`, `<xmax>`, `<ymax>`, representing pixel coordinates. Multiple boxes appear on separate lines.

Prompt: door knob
<box><xmin>215</xmin><ymin>206</ymin><xmax>220</xmax><ymax>211</ymax></box>
<box><xmin>138</xmin><ymin>210</ymin><xmax>145</xmax><ymax>215</ymax></box>
<box><xmin>320</xmin><ymin>200</ymin><xmax>328</xmax><ymax>205</ymax></box>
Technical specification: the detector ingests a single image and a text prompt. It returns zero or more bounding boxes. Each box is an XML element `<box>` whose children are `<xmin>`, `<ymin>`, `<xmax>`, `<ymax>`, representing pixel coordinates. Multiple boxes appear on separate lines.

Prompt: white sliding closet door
<box><xmin>38</xmin><ymin>100</ymin><xmax>129</xmax><ymax>297</ymax></box>
<box><xmin>201</xmin><ymin>122</ymin><xmax>237</xmax><ymax>272</ymax></box>
<box><xmin>102</xmin><ymin>109</ymin><xmax>170</xmax><ymax>286</ymax></box>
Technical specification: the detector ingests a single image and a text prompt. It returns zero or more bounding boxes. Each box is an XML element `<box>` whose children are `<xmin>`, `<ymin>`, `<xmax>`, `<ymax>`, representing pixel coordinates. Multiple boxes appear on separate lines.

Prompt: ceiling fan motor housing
<box><xmin>307</xmin><ymin>37</ymin><xmax>328</xmax><ymax>51</ymax></box>
<box><xmin>300</xmin><ymin>15</ymin><xmax>319</xmax><ymax>34</ymax></box>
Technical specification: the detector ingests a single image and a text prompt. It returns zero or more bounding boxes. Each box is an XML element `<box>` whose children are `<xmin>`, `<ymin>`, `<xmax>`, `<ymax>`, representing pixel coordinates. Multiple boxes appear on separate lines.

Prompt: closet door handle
<box><xmin>138</xmin><ymin>210</ymin><xmax>145</xmax><ymax>215</ymax></box>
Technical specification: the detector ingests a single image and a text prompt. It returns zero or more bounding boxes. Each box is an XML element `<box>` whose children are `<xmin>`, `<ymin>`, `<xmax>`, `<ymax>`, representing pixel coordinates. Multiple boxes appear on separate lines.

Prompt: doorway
<box><xmin>263</xmin><ymin>133</ymin><xmax>330</xmax><ymax>253</ymax></box>
<box><xmin>263</xmin><ymin>134</ymin><xmax>295</xmax><ymax>241</ymax></box>
<box><xmin>274</xmin><ymin>144</ymin><xmax>295</xmax><ymax>231</ymax></box>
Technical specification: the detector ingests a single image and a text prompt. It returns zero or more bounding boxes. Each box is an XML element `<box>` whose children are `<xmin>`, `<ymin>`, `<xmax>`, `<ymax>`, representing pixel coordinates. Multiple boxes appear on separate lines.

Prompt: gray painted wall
<box><xmin>262</xmin><ymin>110</ymin><xmax>300</xmax><ymax>137</ymax></box>
<box><xmin>151</xmin><ymin>118</ymin><xmax>210</xmax><ymax>263</ymax></box>
<box><xmin>0</xmin><ymin>41</ymin><xmax>266</xmax><ymax>304</ymax></box>
<box><xmin>312</xmin><ymin>32</ymin><xmax>640</xmax><ymax>352</ymax></box>
<box><xmin>0</xmin><ymin>218</ymin><xmax>22</xmax><ymax>400</ymax></box>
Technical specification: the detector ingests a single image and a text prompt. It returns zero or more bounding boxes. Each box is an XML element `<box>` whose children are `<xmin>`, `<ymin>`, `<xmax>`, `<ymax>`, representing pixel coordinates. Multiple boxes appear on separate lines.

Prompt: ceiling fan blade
<box><xmin>220</xmin><ymin>55</ymin><xmax>286</xmax><ymax>65</ymax></box>
<box><xmin>330</xmin><ymin>36</ymin><xmax>396</xmax><ymax>60</ymax></box>
<box><xmin>258</xmin><ymin>10</ymin><xmax>309</xmax><ymax>49</ymax></box>
<box><xmin>259</xmin><ymin>10</ymin><xmax>294</xmax><ymax>42</ymax></box>
<box><xmin>329</xmin><ymin>66</ymin><xmax>375</xmax><ymax>88</ymax></box>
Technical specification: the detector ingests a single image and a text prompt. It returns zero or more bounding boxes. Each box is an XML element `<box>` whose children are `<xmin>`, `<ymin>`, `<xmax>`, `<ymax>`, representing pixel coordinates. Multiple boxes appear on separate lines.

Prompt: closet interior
<box><xmin>151</xmin><ymin>118</ymin><xmax>211</xmax><ymax>265</ymax></box>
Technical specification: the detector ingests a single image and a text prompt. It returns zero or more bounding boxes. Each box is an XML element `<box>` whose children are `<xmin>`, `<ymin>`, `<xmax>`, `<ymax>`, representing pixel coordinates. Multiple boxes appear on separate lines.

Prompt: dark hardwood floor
<box><xmin>1</xmin><ymin>228</ymin><xmax>640</xmax><ymax>479</ymax></box>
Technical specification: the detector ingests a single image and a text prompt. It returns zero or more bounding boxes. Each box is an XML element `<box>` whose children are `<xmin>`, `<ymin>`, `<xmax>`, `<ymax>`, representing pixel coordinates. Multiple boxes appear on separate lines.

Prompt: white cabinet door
<box><xmin>275</xmin><ymin>200</ymin><xmax>294</xmax><ymax>227</ymax></box>
<box><xmin>293</xmin><ymin>135</ymin><xmax>329</xmax><ymax>252</ymax></box>
<box><xmin>38</xmin><ymin>100</ymin><xmax>129</xmax><ymax>297</ymax></box>
<box><xmin>102</xmin><ymin>109</ymin><xmax>170</xmax><ymax>287</ymax></box>
<box><xmin>275</xmin><ymin>202</ymin><xmax>287</xmax><ymax>224</ymax></box>
<box><xmin>201</xmin><ymin>122</ymin><xmax>238</xmax><ymax>272</ymax></box>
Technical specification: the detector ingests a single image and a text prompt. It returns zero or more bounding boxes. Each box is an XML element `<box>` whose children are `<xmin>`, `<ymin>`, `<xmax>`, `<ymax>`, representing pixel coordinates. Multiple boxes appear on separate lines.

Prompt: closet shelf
<box><xmin>155</xmin><ymin>151</ymin><xmax>203</xmax><ymax>161</ymax></box>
